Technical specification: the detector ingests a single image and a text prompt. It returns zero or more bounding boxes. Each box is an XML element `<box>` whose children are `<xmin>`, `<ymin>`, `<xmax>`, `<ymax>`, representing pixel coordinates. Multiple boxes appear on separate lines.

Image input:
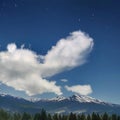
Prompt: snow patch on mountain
<box><xmin>69</xmin><ymin>94</ymin><xmax>104</xmax><ymax>103</ymax></box>
<box><xmin>49</xmin><ymin>96</ymin><xmax>66</xmax><ymax>101</ymax></box>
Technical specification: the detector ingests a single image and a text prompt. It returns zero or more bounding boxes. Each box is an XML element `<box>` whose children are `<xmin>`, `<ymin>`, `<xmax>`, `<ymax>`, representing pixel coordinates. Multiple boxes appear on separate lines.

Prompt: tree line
<box><xmin>0</xmin><ymin>109</ymin><xmax>120</xmax><ymax>120</ymax></box>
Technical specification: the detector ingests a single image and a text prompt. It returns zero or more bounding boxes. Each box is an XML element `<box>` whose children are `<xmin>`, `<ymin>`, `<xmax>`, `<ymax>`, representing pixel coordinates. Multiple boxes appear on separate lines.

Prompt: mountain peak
<box><xmin>69</xmin><ymin>94</ymin><xmax>104</xmax><ymax>104</ymax></box>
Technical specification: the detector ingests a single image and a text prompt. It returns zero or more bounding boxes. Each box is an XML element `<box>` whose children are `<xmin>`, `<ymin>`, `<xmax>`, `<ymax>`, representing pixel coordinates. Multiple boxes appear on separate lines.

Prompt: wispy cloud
<box><xmin>0</xmin><ymin>30</ymin><xmax>94</xmax><ymax>96</ymax></box>
<box><xmin>65</xmin><ymin>85</ymin><xmax>92</xmax><ymax>95</ymax></box>
<box><xmin>61</xmin><ymin>79</ymin><xmax>68</xmax><ymax>82</ymax></box>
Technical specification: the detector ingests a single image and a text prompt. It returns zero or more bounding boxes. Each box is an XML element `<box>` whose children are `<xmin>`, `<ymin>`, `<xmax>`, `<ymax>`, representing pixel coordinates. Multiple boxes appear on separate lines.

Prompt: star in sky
<box><xmin>78</xmin><ymin>18</ymin><xmax>81</xmax><ymax>22</ymax></box>
<box><xmin>0</xmin><ymin>0</ymin><xmax>24</xmax><ymax>14</ymax></box>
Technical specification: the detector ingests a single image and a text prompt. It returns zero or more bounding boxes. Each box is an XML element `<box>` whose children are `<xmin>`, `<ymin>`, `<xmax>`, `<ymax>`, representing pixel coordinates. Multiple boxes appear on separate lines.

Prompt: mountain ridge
<box><xmin>0</xmin><ymin>93</ymin><xmax>120</xmax><ymax>114</ymax></box>
<box><xmin>30</xmin><ymin>94</ymin><xmax>118</xmax><ymax>106</ymax></box>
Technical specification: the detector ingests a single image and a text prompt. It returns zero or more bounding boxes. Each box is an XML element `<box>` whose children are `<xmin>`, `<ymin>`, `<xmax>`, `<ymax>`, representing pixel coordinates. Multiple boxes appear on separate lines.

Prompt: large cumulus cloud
<box><xmin>0</xmin><ymin>30</ymin><xmax>94</xmax><ymax>96</ymax></box>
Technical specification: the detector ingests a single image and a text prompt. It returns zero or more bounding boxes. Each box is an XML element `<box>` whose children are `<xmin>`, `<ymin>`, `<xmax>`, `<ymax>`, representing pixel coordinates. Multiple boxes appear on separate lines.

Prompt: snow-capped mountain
<box><xmin>0</xmin><ymin>93</ymin><xmax>120</xmax><ymax>114</ymax></box>
<box><xmin>68</xmin><ymin>94</ymin><xmax>104</xmax><ymax>103</ymax></box>
<box><xmin>33</xmin><ymin>94</ymin><xmax>108</xmax><ymax>105</ymax></box>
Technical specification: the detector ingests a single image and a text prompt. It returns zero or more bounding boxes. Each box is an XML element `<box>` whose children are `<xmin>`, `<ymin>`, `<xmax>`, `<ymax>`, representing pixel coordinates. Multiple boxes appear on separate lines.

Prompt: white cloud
<box><xmin>7</xmin><ymin>43</ymin><xmax>17</xmax><ymax>53</ymax></box>
<box><xmin>0</xmin><ymin>30</ymin><xmax>94</xmax><ymax>96</ymax></box>
<box><xmin>65</xmin><ymin>85</ymin><xmax>92</xmax><ymax>95</ymax></box>
<box><xmin>61</xmin><ymin>79</ymin><xmax>68</xmax><ymax>82</ymax></box>
<box><xmin>0</xmin><ymin>44</ymin><xmax>62</xmax><ymax>96</ymax></box>
<box><xmin>43</xmin><ymin>31</ymin><xmax>94</xmax><ymax>77</ymax></box>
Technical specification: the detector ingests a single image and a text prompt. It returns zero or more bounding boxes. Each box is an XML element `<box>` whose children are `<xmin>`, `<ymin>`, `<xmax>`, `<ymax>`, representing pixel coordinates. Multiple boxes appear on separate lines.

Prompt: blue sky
<box><xmin>0</xmin><ymin>0</ymin><xmax>120</xmax><ymax>104</ymax></box>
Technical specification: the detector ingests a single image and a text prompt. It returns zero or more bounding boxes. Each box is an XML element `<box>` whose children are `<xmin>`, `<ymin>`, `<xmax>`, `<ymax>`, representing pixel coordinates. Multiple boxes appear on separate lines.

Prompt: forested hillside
<box><xmin>0</xmin><ymin>109</ymin><xmax>119</xmax><ymax>120</ymax></box>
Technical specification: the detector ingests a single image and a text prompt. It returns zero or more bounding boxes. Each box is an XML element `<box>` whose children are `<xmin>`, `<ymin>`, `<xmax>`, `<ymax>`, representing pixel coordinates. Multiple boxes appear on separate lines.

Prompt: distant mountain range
<box><xmin>0</xmin><ymin>93</ymin><xmax>120</xmax><ymax>114</ymax></box>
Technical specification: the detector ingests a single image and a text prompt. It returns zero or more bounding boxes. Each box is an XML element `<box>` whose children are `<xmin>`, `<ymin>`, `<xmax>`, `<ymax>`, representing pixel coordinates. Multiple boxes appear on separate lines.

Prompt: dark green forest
<box><xmin>0</xmin><ymin>109</ymin><xmax>119</xmax><ymax>120</ymax></box>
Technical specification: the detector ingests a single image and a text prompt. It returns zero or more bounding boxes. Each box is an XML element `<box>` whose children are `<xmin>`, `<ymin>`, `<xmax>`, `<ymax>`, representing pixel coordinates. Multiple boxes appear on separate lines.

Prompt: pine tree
<box><xmin>58</xmin><ymin>114</ymin><xmax>62</xmax><ymax>120</ymax></box>
<box><xmin>33</xmin><ymin>113</ymin><xmax>41</xmax><ymax>120</ymax></box>
<box><xmin>0</xmin><ymin>109</ymin><xmax>10</xmax><ymax>120</ymax></box>
<box><xmin>40</xmin><ymin>109</ymin><xmax>47</xmax><ymax>120</ymax></box>
<box><xmin>96</xmin><ymin>113</ymin><xmax>101</xmax><ymax>120</ymax></box>
<box><xmin>53</xmin><ymin>113</ymin><xmax>59</xmax><ymax>120</ymax></box>
<box><xmin>68</xmin><ymin>112</ymin><xmax>77</xmax><ymax>120</ymax></box>
<box><xmin>13</xmin><ymin>113</ymin><xmax>22</xmax><ymax>120</ymax></box>
<box><xmin>47</xmin><ymin>113</ymin><xmax>52</xmax><ymax>120</ymax></box>
<box><xmin>112</xmin><ymin>114</ymin><xmax>117</xmax><ymax>120</ymax></box>
<box><xmin>81</xmin><ymin>113</ymin><xmax>86</xmax><ymax>120</ymax></box>
<box><xmin>117</xmin><ymin>116</ymin><xmax>120</xmax><ymax>120</ymax></box>
<box><xmin>62</xmin><ymin>114</ymin><xmax>68</xmax><ymax>120</ymax></box>
<box><xmin>102</xmin><ymin>112</ymin><xmax>109</xmax><ymax>120</ymax></box>
<box><xmin>87</xmin><ymin>114</ymin><xmax>91</xmax><ymax>120</ymax></box>
<box><xmin>22</xmin><ymin>112</ymin><xmax>31</xmax><ymax>120</ymax></box>
<box><xmin>92</xmin><ymin>112</ymin><xmax>98</xmax><ymax>120</ymax></box>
